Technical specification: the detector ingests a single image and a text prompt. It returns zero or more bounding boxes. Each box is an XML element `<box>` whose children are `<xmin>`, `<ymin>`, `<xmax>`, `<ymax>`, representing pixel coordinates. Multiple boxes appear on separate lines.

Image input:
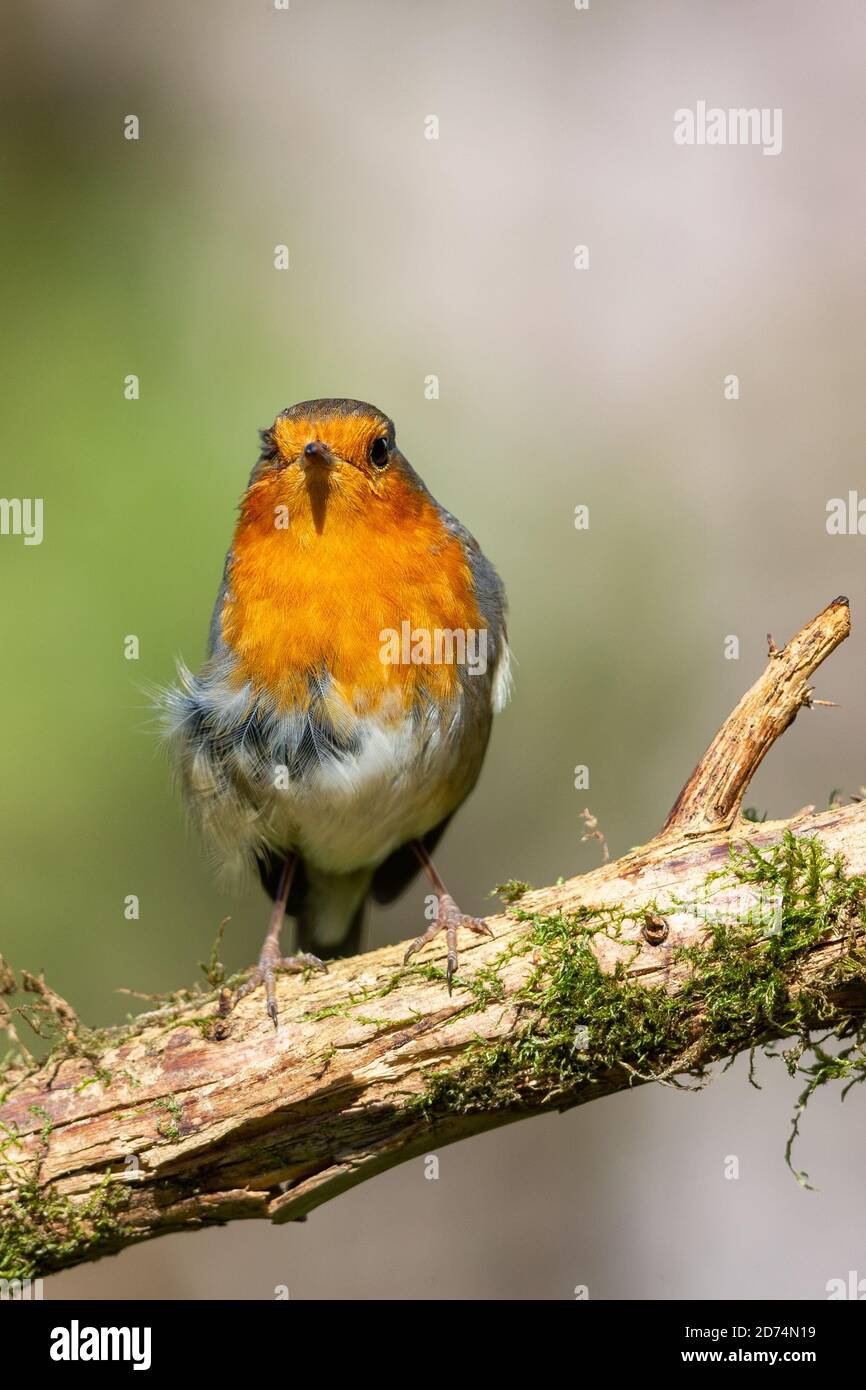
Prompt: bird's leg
<box><xmin>403</xmin><ymin>841</ymin><xmax>493</xmax><ymax>992</ymax></box>
<box><xmin>230</xmin><ymin>853</ymin><xmax>326</xmax><ymax>1028</ymax></box>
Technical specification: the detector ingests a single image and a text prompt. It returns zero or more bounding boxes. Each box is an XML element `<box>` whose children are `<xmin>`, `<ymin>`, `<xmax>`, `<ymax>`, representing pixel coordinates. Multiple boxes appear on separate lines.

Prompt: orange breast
<box><xmin>221</xmin><ymin>465</ymin><xmax>482</xmax><ymax>718</ymax></box>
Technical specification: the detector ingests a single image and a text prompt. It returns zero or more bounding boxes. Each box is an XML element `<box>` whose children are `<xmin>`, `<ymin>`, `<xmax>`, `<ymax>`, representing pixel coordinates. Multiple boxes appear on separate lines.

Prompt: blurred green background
<box><xmin>1</xmin><ymin>0</ymin><xmax>864</xmax><ymax>1298</ymax></box>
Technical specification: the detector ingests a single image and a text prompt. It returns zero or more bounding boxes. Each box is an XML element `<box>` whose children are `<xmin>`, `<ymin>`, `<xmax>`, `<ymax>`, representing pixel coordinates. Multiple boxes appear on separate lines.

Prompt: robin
<box><xmin>162</xmin><ymin>399</ymin><xmax>510</xmax><ymax>1025</ymax></box>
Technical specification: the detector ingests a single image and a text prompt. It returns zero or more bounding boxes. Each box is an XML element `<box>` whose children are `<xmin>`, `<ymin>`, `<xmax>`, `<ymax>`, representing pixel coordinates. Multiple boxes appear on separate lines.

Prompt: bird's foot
<box><xmin>403</xmin><ymin>892</ymin><xmax>493</xmax><ymax>993</ymax></box>
<box><xmin>222</xmin><ymin>936</ymin><xmax>326</xmax><ymax>1030</ymax></box>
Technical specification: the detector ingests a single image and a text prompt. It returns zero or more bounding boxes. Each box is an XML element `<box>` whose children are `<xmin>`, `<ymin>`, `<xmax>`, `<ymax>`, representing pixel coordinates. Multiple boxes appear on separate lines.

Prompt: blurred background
<box><xmin>1</xmin><ymin>0</ymin><xmax>864</xmax><ymax>1298</ymax></box>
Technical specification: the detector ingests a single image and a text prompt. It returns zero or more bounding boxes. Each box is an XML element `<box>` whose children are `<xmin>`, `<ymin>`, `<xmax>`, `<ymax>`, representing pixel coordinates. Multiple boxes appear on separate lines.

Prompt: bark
<box><xmin>0</xmin><ymin>597</ymin><xmax>863</xmax><ymax>1278</ymax></box>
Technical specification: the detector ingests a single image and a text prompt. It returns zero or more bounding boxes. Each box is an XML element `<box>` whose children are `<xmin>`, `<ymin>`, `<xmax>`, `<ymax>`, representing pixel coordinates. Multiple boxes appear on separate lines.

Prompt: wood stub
<box><xmin>662</xmin><ymin>596</ymin><xmax>850</xmax><ymax>837</ymax></box>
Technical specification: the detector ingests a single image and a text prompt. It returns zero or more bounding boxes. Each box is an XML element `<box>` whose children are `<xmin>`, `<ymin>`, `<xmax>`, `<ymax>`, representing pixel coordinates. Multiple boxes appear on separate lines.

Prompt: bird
<box><xmin>161</xmin><ymin>398</ymin><xmax>510</xmax><ymax>1026</ymax></box>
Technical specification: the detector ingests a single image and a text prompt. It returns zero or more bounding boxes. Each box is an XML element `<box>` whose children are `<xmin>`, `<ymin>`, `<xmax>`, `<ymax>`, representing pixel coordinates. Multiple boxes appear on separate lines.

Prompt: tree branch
<box><xmin>1</xmin><ymin>598</ymin><xmax>864</xmax><ymax>1280</ymax></box>
<box><xmin>663</xmin><ymin>595</ymin><xmax>850</xmax><ymax>835</ymax></box>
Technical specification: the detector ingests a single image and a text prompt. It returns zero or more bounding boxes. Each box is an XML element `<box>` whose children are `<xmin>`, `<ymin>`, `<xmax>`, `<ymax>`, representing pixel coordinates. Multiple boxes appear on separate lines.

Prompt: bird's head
<box><xmin>246</xmin><ymin>399</ymin><xmax>420</xmax><ymax>534</ymax></box>
<box><xmin>222</xmin><ymin>398</ymin><xmax>483</xmax><ymax>708</ymax></box>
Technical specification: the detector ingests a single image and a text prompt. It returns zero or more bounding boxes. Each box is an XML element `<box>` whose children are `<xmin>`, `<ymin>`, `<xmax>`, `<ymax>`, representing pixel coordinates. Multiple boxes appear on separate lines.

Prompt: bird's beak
<box><xmin>300</xmin><ymin>440</ymin><xmax>336</xmax><ymax>471</ymax></box>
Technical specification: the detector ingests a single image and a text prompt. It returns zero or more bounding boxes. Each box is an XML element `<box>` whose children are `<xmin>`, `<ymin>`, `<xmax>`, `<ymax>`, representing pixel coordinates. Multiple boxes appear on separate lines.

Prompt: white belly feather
<box><xmin>260</xmin><ymin>707</ymin><xmax>476</xmax><ymax>872</ymax></box>
<box><xmin>164</xmin><ymin>656</ymin><xmax>501</xmax><ymax>885</ymax></box>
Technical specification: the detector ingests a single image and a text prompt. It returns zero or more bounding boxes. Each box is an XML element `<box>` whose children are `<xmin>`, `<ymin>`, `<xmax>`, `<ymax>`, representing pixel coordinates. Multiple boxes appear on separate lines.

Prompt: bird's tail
<box><xmin>296</xmin><ymin>864</ymin><xmax>371</xmax><ymax>959</ymax></box>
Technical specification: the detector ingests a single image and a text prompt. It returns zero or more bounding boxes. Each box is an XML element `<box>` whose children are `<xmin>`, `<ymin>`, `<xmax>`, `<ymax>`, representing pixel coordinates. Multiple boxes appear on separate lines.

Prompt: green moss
<box><xmin>410</xmin><ymin>832</ymin><xmax>866</xmax><ymax>1181</ymax></box>
<box><xmin>28</xmin><ymin>1105</ymin><xmax>53</xmax><ymax>1148</ymax></box>
<box><xmin>0</xmin><ymin>1118</ymin><xmax>23</xmax><ymax>1169</ymax></box>
<box><xmin>199</xmin><ymin>916</ymin><xmax>229</xmax><ymax>989</ymax></box>
<box><xmin>0</xmin><ymin>1175</ymin><xmax>130</xmax><ymax>1281</ymax></box>
<box><xmin>354</xmin><ymin>1013</ymin><xmax>423</xmax><ymax>1032</ymax></box>
<box><xmin>73</xmin><ymin>1067</ymin><xmax>112</xmax><ymax>1095</ymax></box>
<box><xmin>315</xmin><ymin>1043</ymin><xmax>337</xmax><ymax>1073</ymax></box>
<box><xmin>154</xmin><ymin>1093</ymin><xmax>183</xmax><ymax>1141</ymax></box>
<box><xmin>495</xmin><ymin>879</ymin><xmax>531</xmax><ymax>905</ymax></box>
<box><xmin>303</xmin><ymin>1002</ymin><xmax>352</xmax><ymax>1022</ymax></box>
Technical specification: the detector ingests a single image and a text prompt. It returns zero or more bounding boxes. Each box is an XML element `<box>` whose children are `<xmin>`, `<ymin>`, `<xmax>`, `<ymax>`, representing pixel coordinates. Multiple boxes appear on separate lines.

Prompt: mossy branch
<box><xmin>1</xmin><ymin>598</ymin><xmax>865</xmax><ymax>1280</ymax></box>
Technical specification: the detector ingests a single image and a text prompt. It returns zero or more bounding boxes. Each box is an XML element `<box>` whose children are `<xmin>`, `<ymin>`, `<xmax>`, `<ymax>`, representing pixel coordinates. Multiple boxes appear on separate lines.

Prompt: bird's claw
<box><xmin>226</xmin><ymin>948</ymin><xmax>327</xmax><ymax>1029</ymax></box>
<box><xmin>403</xmin><ymin>893</ymin><xmax>493</xmax><ymax>993</ymax></box>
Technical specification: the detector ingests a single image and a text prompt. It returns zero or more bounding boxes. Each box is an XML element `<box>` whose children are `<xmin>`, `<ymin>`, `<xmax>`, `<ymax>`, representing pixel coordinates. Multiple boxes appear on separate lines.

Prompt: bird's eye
<box><xmin>370</xmin><ymin>436</ymin><xmax>389</xmax><ymax>468</ymax></box>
